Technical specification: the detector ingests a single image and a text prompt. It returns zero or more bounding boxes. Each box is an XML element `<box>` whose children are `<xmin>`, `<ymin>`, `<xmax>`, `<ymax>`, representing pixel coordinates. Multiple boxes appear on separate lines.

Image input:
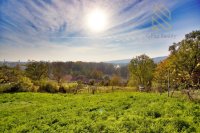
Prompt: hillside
<box><xmin>106</xmin><ymin>56</ymin><xmax>167</xmax><ymax>65</ymax></box>
<box><xmin>0</xmin><ymin>92</ymin><xmax>199</xmax><ymax>132</ymax></box>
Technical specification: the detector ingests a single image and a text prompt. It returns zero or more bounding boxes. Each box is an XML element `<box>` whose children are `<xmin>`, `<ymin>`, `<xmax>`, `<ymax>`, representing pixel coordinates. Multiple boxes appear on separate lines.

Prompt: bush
<box><xmin>0</xmin><ymin>83</ymin><xmax>17</xmax><ymax>93</ymax></box>
<box><xmin>59</xmin><ymin>82</ymin><xmax>78</xmax><ymax>93</ymax></box>
<box><xmin>110</xmin><ymin>75</ymin><xmax>121</xmax><ymax>86</ymax></box>
<box><xmin>0</xmin><ymin>77</ymin><xmax>36</xmax><ymax>93</ymax></box>
<box><xmin>17</xmin><ymin>77</ymin><xmax>35</xmax><ymax>92</ymax></box>
<box><xmin>38</xmin><ymin>80</ymin><xmax>59</xmax><ymax>93</ymax></box>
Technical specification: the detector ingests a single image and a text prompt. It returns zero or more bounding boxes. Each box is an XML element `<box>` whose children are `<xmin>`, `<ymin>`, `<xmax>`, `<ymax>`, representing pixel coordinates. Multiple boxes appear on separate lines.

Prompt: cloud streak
<box><xmin>0</xmin><ymin>0</ymin><xmax>200</xmax><ymax>61</ymax></box>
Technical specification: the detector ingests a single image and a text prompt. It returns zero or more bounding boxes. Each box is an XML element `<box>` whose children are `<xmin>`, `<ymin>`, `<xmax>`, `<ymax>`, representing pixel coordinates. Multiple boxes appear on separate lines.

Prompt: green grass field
<box><xmin>0</xmin><ymin>92</ymin><xmax>199</xmax><ymax>133</ymax></box>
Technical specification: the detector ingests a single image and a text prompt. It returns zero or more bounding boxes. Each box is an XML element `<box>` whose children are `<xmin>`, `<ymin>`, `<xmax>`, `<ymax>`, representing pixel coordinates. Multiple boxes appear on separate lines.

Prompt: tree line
<box><xmin>0</xmin><ymin>30</ymin><xmax>199</xmax><ymax>97</ymax></box>
<box><xmin>0</xmin><ymin>60</ymin><xmax>127</xmax><ymax>93</ymax></box>
<box><xmin>128</xmin><ymin>30</ymin><xmax>200</xmax><ymax>99</ymax></box>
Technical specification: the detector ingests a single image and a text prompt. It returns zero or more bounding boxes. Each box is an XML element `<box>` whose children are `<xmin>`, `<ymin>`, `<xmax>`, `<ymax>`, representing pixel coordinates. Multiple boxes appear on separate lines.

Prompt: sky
<box><xmin>0</xmin><ymin>0</ymin><xmax>200</xmax><ymax>62</ymax></box>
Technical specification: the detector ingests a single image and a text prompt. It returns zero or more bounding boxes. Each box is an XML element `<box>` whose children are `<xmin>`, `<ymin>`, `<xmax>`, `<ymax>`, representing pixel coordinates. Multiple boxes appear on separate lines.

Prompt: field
<box><xmin>0</xmin><ymin>92</ymin><xmax>199</xmax><ymax>133</ymax></box>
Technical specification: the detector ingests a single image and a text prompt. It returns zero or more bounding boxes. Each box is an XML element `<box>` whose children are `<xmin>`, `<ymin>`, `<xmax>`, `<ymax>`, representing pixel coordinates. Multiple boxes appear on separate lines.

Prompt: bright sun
<box><xmin>86</xmin><ymin>9</ymin><xmax>108</xmax><ymax>32</ymax></box>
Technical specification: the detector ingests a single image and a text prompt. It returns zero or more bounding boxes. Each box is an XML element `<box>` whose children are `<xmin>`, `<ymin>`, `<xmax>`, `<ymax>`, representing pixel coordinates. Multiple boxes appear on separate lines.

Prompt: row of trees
<box><xmin>128</xmin><ymin>30</ymin><xmax>200</xmax><ymax>97</ymax></box>
<box><xmin>23</xmin><ymin>61</ymin><xmax>127</xmax><ymax>83</ymax></box>
<box><xmin>0</xmin><ymin>61</ymin><xmax>125</xmax><ymax>93</ymax></box>
<box><xmin>0</xmin><ymin>30</ymin><xmax>199</xmax><ymax>96</ymax></box>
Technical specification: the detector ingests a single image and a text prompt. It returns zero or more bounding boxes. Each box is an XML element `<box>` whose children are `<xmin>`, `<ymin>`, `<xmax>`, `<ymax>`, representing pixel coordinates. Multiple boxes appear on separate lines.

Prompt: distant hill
<box><xmin>105</xmin><ymin>56</ymin><xmax>167</xmax><ymax>65</ymax></box>
<box><xmin>152</xmin><ymin>56</ymin><xmax>168</xmax><ymax>63</ymax></box>
<box><xmin>0</xmin><ymin>56</ymin><xmax>167</xmax><ymax>68</ymax></box>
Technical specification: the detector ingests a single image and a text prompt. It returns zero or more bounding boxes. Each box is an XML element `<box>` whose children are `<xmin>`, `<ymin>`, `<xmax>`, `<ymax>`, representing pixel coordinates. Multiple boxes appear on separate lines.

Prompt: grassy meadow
<box><xmin>1</xmin><ymin>0</ymin><xmax>200</xmax><ymax>132</ymax></box>
<box><xmin>0</xmin><ymin>92</ymin><xmax>199</xmax><ymax>133</ymax></box>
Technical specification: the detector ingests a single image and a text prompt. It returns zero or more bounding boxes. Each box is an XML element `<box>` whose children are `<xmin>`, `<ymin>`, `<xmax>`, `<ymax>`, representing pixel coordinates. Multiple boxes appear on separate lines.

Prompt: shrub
<box><xmin>110</xmin><ymin>75</ymin><xmax>121</xmax><ymax>86</ymax></box>
<box><xmin>59</xmin><ymin>86</ymin><xmax>66</xmax><ymax>93</ymax></box>
<box><xmin>38</xmin><ymin>80</ymin><xmax>59</xmax><ymax>93</ymax></box>
<box><xmin>59</xmin><ymin>82</ymin><xmax>78</xmax><ymax>93</ymax></box>
<box><xmin>17</xmin><ymin>77</ymin><xmax>35</xmax><ymax>92</ymax></box>
<box><xmin>0</xmin><ymin>77</ymin><xmax>35</xmax><ymax>93</ymax></box>
<box><xmin>0</xmin><ymin>83</ymin><xmax>17</xmax><ymax>93</ymax></box>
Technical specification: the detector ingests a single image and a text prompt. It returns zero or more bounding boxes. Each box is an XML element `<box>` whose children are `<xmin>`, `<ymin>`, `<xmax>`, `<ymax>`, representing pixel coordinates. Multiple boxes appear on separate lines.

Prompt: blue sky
<box><xmin>0</xmin><ymin>0</ymin><xmax>200</xmax><ymax>62</ymax></box>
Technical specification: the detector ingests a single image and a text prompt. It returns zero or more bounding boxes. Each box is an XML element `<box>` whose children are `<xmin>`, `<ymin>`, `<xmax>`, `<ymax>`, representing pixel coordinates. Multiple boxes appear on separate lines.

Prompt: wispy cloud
<box><xmin>0</xmin><ymin>0</ymin><xmax>199</xmax><ymax>61</ymax></box>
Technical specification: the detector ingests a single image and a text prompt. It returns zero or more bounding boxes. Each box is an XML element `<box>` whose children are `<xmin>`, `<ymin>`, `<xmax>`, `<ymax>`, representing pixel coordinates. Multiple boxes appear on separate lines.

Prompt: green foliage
<box><xmin>0</xmin><ymin>83</ymin><xmax>16</xmax><ymax>93</ymax></box>
<box><xmin>51</xmin><ymin>62</ymin><xmax>67</xmax><ymax>83</ymax></box>
<box><xmin>25</xmin><ymin>61</ymin><xmax>48</xmax><ymax>81</ymax></box>
<box><xmin>0</xmin><ymin>66</ymin><xmax>35</xmax><ymax>93</ymax></box>
<box><xmin>89</xmin><ymin>70</ymin><xmax>103</xmax><ymax>79</ymax></box>
<box><xmin>0</xmin><ymin>66</ymin><xmax>22</xmax><ymax>83</ymax></box>
<box><xmin>110</xmin><ymin>75</ymin><xmax>121</xmax><ymax>86</ymax></box>
<box><xmin>0</xmin><ymin>77</ymin><xmax>35</xmax><ymax>93</ymax></box>
<box><xmin>178</xmin><ymin>31</ymin><xmax>200</xmax><ymax>77</ymax></box>
<box><xmin>47</xmin><ymin>61</ymin><xmax>125</xmax><ymax>80</ymax></box>
<box><xmin>128</xmin><ymin>54</ymin><xmax>155</xmax><ymax>88</ymax></box>
<box><xmin>0</xmin><ymin>92</ymin><xmax>199</xmax><ymax>132</ymax></box>
<box><xmin>154</xmin><ymin>30</ymin><xmax>200</xmax><ymax>92</ymax></box>
<box><xmin>37</xmin><ymin>80</ymin><xmax>59</xmax><ymax>93</ymax></box>
<box><xmin>59</xmin><ymin>82</ymin><xmax>78</xmax><ymax>93</ymax></box>
<box><xmin>16</xmin><ymin>77</ymin><xmax>36</xmax><ymax>92</ymax></box>
<box><xmin>171</xmin><ymin>31</ymin><xmax>200</xmax><ymax>85</ymax></box>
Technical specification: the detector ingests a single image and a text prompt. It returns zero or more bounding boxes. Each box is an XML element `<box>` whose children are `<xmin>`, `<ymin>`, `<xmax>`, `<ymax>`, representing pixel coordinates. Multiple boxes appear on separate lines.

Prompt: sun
<box><xmin>86</xmin><ymin>9</ymin><xmax>108</xmax><ymax>32</ymax></box>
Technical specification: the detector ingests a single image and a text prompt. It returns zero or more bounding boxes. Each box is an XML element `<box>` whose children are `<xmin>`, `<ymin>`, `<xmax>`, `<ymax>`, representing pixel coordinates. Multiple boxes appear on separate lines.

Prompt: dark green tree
<box><xmin>128</xmin><ymin>54</ymin><xmax>155</xmax><ymax>89</ymax></box>
<box><xmin>25</xmin><ymin>61</ymin><xmax>48</xmax><ymax>81</ymax></box>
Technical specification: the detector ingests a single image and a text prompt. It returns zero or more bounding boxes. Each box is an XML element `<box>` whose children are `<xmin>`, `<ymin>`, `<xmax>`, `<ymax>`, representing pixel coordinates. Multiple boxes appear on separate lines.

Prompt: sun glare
<box><xmin>86</xmin><ymin>9</ymin><xmax>108</xmax><ymax>32</ymax></box>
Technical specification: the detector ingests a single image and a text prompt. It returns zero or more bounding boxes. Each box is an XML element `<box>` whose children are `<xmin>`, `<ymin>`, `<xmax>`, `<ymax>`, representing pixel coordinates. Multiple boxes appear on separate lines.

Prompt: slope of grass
<box><xmin>0</xmin><ymin>92</ymin><xmax>199</xmax><ymax>133</ymax></box>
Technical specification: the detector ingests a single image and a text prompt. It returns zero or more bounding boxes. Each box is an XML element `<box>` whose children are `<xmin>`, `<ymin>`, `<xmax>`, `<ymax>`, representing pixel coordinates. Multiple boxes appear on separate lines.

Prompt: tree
<box><xmin>25</xmin><ymin>61</ymin><xmax>48</xmax><ymax>81</ymax></box>
<box><xmin>102</xmin><ymin>75</ymin><xmax>110</xmax><ymax>86</ymax></box>
<box><xmin>154</xmin><ymin>30</ymin><xmax>200</xmax><ymax>99</ymax></box>
<box><xmin>169</xmin><ymin>30</ymin><xmax>200</xmax><ymax>90</ymax></box>
<box><xmin>119</xmin><ymin>65</ymin><xmax>128</xmax><ymax>79</ymax></box>
<box><xmin>0</xmin><ymin>66</ymin><xmax>22</xmax><ymax>83</ymax></box>
<box><xmin>51</xmin><ymin>62</ymin><xmax>67</xmax><ymax>84</ymax></box>
<box><xmin>128</xmin><ymin>54</ymin><xmax>155</xmax><ymax>90</ymax></box>
<box><xmin>110</xmin><ymin>75</ymin><xmax>121</xmax><ymax>86</ymax></box>
<box><xmin>0</xmin><ymin>65</ymin><xmax>36</xmax><ymax>92</ymax></box>
<box><xmin>154</xmin><ymin>59</ymin><xmax>168</xmax><ymax>92</ymax></box>
<box><xmin>154</xmin><ymin>55</ymin><xmax>178</xmax><ymax>95</ymax></box>
<box><xmin>89</xmin><ymin>70</ymin><xmax>103</xmax><ymax>79</ymax></box>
